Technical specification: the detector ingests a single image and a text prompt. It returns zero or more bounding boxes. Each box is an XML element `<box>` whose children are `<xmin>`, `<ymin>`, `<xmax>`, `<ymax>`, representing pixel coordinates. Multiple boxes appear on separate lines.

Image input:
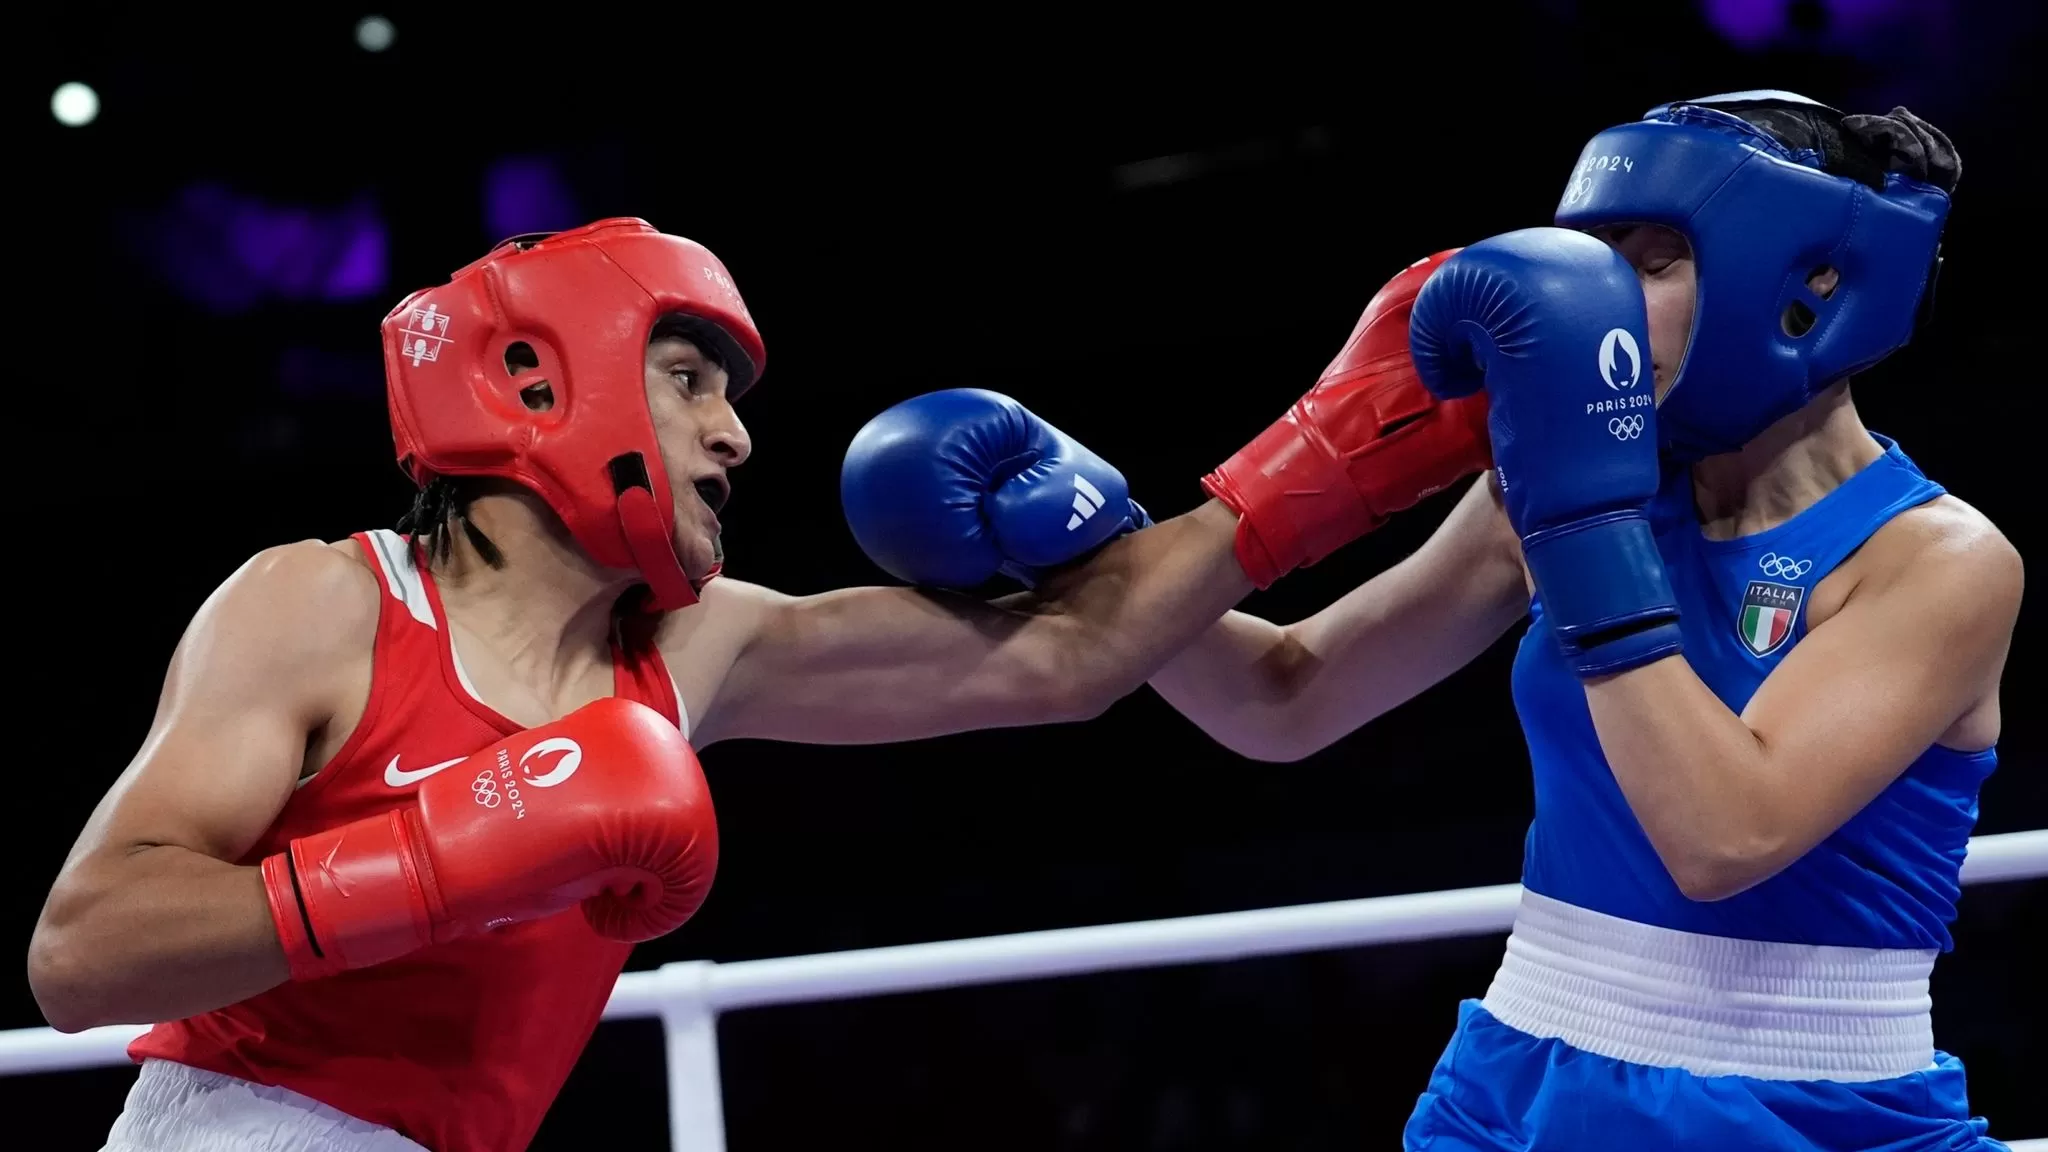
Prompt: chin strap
<box><xmin>610</xmin><ymin>454</ymin><xmax>703</xmax><ymax>612</ymax></box>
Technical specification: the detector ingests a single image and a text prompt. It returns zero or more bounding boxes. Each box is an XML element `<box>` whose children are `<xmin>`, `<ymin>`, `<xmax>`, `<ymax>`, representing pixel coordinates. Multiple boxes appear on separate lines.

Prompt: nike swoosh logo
<box><xmin>385</xmin><ymin>755</ymin><xmax>467</xmax><ymax>787</ymax></box>
<box><xmin>320</xmin><ymin>835</ymin><xmax>351</xmax><ymax>897</ymax></box>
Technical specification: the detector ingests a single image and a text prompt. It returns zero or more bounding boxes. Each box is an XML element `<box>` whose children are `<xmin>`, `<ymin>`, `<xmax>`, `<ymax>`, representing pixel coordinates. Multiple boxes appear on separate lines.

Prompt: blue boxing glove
<box><xmin>1409</xmin><ymin>227</ymin><xmax>1680</xmax><ymax>677</ymax></box>
<box><xmin>840</xmin><ymin>388</ymin><xmax>1150</xmax><ymax>588</ymax></box>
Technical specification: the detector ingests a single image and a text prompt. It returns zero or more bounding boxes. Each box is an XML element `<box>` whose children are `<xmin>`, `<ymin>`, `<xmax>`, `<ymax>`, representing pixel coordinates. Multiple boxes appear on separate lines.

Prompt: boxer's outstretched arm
<box><xmin>689</xmin><ymin>500</ymin><xmax>1252</xmax><ymax>746</ymax></box>
<box><xmin>28</xmin><ymin>543</ymin><xmax>375</xmax><ymax>1031</ymax></box>
<box><xmin>1150</xmin><ymin>477</ymin><xmax>1529</xmax><ymax>761</ymax></box>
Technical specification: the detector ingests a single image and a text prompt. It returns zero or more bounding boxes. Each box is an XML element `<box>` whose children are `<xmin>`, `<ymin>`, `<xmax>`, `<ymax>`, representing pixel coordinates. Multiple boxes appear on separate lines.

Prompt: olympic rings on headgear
<box><xmin>1608</xmin><ymin>414</ymin><xmax>1645</xmax><ymax>441</ymax></box>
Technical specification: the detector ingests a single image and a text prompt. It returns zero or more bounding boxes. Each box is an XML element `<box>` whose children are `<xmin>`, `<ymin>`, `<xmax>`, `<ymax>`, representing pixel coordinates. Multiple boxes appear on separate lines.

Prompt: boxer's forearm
<box><xmin>1150</xmin><ymin>569</ymin><xmax>1526</xmax><ymax>762</ymax></box>
<box><xmin>1150</xmin><ymin>476</ymin><xmax>1529</xmax><ymax>761</ymax></box>
<box><xmin>1147</xmin><ymin>611</ymin><xmax>1309</xmax><ymax>759</ymax></box>
<box><xmin>696</xmin><ymin>501</ymin><xmax>1250</xmax><ymax>745</ymax></box>
<box><xmin>29</xmin><ymin>846</ymin><xmax>287</xmax><ymax>1031</ymax></box>
<box><xmin>1022</xmin><ymin>499</ymin><xmax>1254</xmax><ymax>701</ymax></box>
<box><xmin>1581</xmin><ymin>658</ymin><xmax>1779</xmax><ymax>900</ymax></box>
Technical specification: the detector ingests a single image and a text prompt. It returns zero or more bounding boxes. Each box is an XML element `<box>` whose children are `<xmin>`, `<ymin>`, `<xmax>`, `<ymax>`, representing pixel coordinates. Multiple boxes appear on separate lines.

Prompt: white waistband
<box><xmin>1481</xmin><ymin>889</ymin><xmax>1936</xmax><ymax>1082</ymax></box>
<box><xmin>101</xmin><ymin>1060</ymin><xmax>427</xmax><ymax>1152</ymax></box>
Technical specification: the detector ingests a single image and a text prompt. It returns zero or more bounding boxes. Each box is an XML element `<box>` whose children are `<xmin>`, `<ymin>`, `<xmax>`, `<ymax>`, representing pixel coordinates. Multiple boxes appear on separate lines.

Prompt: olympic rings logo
<box><xmin>472</xmin><ymin>770</ymin><xmax>502</xmax><ymax>808</ymax></box>
<box><xmin>1608</xmin><ymin>415</ymin><xmax>1644</xmax><ymax>440</ymax></box>
<box><xmin>1759</xmin><ymin>552</ymin><xmax>1812</xmax><ymax>580</ymax></box>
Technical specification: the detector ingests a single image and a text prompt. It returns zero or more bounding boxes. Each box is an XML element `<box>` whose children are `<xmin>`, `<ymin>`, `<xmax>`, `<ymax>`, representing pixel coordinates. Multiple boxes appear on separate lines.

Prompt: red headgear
<box><xmin>380</xmin><ymin>217</ymin><xmax>765</xmax><ymax>610</ymax></box>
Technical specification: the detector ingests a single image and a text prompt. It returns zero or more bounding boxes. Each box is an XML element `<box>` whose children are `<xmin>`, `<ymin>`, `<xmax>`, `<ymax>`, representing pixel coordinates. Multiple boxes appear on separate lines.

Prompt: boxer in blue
<box><xmin>838</xmin><ymin>92</ymin><xmax>2018</xmax><ymax>1149</ymax></box>
<box><xmin>1143</xmin><ymin>93</ymin><xmax>2022</xmax><ymax>1150</ymax></box>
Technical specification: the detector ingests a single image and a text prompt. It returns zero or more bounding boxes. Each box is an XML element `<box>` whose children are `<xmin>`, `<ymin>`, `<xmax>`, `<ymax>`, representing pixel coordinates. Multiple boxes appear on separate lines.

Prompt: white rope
<box><xmin>670</xmin><ymin>826</ymin><xmax>2048</xmax><ymax>1012</ymax></box>
<box><xmin>1957</xmin><ymin>828</ymin><xmax>2048</xmax><ymax>883</ymax></box>
<box><xmin>4</xmin><ymin>829</ymin><xmax>2042</xmax><ymax>1080</ymax></box>
<box><xmin>0</xmin><ymin>1021</ymin><xmax>147</xmax><ymax>1076</ymax></box>
<box><xmin>705</xmin><ymin>880</ymin><xmax>1521</xmax><ymax>1011</ymax></box>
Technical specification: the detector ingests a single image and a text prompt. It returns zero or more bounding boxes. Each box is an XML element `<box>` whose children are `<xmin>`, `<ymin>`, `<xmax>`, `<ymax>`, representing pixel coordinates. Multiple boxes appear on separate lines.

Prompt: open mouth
<box><xmin>693</xmin><ymin>477</ymin><xmax>729</xmax><ymax>515</ymax></box>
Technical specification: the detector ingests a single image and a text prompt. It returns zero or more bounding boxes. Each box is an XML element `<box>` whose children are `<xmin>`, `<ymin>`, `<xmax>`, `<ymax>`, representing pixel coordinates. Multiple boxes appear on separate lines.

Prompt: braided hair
<box><xmin>396</xmin><ymin>476</ymin><xmax>505</xmax><ymax>569</ymax></box>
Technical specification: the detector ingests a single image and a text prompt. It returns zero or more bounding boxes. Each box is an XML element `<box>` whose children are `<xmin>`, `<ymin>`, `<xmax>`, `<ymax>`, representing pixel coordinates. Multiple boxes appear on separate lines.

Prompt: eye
<box><xmin>1639</xmin><ymin>249</ymin><xmax>1685</xmax><ymax>276</ymax></box>
<box><xmin>671</xmin><ymin>367</ymin><xmax>700</xmax><ymax>393</ymax></box>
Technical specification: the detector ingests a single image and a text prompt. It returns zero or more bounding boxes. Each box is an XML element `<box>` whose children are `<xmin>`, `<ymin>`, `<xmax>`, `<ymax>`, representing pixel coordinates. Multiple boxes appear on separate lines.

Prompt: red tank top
<box><xmin>130</xmin><ymin>530</ymin><xmax>687</xmax><ymax>1152</ymax></box>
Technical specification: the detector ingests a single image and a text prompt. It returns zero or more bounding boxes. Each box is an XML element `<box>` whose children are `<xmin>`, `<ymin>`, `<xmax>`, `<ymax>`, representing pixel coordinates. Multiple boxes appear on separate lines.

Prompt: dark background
<box><xmin>10</xmin><ymin>2</ymin><xmax>2043</xmax><ymax>1148</ymax></box>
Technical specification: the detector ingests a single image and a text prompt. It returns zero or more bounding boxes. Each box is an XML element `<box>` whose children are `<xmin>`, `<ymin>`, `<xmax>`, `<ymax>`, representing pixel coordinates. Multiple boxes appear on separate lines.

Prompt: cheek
<box><xmin>1642</xmin><ymin>275</ymin><xmax>1697</xmax><ymax>390</ymax></box>
<box><xmin>640</xmin><ymin>387</ymin><xmax>694</xmax><ymax>490</ymax></box>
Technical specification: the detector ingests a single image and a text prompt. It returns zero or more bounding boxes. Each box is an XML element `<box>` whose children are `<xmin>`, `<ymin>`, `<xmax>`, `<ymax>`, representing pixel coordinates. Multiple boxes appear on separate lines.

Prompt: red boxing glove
<box><xmin>262</xmin><ymin>697</ymin><xmax>718</xmax><ymax>981</ymax></box>
<box><xmin>1202</xmin><ymin>251</ymin><xmax>1493</xmax><ymax>587</ymax></box>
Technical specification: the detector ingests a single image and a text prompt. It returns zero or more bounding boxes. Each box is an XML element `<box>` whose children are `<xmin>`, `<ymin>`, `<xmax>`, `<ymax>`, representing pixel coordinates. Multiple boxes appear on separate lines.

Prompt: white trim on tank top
<box><xmin>298</xmin><ymin>532</ymin><xmax>693</xmax><ymax>787</ymax></box>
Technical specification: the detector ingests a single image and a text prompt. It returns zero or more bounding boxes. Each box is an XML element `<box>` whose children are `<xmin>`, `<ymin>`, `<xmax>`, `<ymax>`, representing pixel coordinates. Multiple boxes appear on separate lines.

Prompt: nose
<box><xmin>703</xmin><ymin>404</ymin><xmax>751</xmax><ymax>468</ymax></box>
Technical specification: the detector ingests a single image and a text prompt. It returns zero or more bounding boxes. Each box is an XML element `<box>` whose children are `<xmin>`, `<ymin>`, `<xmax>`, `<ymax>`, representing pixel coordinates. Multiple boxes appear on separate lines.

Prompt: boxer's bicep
<box><xmin>32</xmin><ymin>543</ymin><xmax>378</xmax><ymax>1028</ymax></box>
<box><xmin>58</xmin><ymin>542</ymin><xmax>378</xmax><ymax>875</ymax></box>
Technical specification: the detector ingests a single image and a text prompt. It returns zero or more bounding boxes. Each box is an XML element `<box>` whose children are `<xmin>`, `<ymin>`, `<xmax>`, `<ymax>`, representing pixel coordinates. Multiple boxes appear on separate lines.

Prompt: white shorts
<box><xmin>102</xmin><ymin>1060</ymin><xmax>427</xmax><ymax>1152</ymax></box>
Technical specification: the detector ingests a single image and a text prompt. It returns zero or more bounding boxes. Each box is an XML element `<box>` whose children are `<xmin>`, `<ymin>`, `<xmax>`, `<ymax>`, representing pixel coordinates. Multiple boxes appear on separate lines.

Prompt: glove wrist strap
<box><xmin>264</xmin><ymin>811</ymin><xmax>436</xmax><ymax>981</ymax></box>
<box><xmin>1204</xmin><ymin>415</ymin><xmax>1375</xmax><ymax>588</ymax></box>
<box><xmin>1523</xmin><ymin>512</ymin><xmax>1684</xmax><ymax>677</ymax></box>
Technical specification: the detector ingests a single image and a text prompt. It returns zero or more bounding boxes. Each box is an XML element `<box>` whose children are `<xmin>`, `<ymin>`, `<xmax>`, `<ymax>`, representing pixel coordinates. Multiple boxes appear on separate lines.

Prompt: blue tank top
<box><xmin>1513</xmin><ymin>434</ymin><xmax>1997</xmax><ymax>950</ymax></box>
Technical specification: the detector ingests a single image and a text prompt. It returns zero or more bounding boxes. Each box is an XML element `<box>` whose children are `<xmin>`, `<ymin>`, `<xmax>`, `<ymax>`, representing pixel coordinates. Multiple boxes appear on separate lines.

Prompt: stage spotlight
<box><xmin>52</xmin><ymin>82</ymin><xmax>99</xmax><ymax>127</ymax></box>
<box><xmin>356</xmin><ymin>15</ymin><xmax>395</xmax><ymax>52</ymax></box>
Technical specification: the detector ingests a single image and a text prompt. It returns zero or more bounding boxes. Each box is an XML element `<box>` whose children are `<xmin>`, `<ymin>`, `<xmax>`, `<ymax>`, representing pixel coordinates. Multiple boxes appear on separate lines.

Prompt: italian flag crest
<box><xmin>1738</xmin><ymin>580</ymin><xmax>1803</xmax><ymax>657</ymax></box>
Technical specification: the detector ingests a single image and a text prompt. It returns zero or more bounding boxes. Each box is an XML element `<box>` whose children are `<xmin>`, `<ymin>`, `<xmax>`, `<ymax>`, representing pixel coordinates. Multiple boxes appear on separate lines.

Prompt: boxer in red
<box><xmin>29</xmin><ymin>220</ymin><xmax>1488</xmax><ymax>1151</ymax></box>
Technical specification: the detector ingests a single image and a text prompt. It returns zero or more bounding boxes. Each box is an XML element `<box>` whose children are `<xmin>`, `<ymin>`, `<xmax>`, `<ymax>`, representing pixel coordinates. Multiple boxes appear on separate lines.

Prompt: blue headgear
<box><xmin>1554</xmin><ymin>91</ymin><xmax>1950</xmax><ymax>461</ymax></box>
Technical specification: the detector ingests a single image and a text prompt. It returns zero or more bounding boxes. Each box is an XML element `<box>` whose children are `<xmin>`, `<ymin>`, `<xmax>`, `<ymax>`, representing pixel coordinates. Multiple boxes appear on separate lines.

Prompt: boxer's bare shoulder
<box><xmin>223</xmin><ymin>539</ymin><xmax>380</xmax><ymax>665</ymax></box>
<box><xmin>649</xmin><ymin>576</ymin><xmax>781</xmax><ymax>741</ymax></box>
<box><xmin>171</xmin><ymin>539</ymin><xmax>383</xmax><ymax>778</ymax></box>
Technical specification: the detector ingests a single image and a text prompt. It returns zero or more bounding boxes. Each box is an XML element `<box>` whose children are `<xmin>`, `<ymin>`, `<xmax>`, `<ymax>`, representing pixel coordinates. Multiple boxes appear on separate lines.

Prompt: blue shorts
<box><xmin>1404</xmin><ymin>1001</ymin><xmax>2005</xmax><ymax>1152</ymax></box>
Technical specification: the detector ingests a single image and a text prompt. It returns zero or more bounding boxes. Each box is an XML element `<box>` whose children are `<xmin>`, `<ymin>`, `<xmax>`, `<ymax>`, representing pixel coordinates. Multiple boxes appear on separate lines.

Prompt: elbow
<box><xmin>1207</xmin><ymin>722</ymin><xmax>1324</xmax><ymax>763</ymax></box>
<box><xmin>1668</xmin><ymin>864</ymin><xmax>1750</xmax><ymax>904</ymax></box>
<box><xmin>1661</xmin><ymin>837</ymin><xmax>1784</xmax><ymax>903</ymax></box>
<box><xmin>28</xmin><ymin>878</ymin><xmax>125</xmax><ymax>1033</ymax></box>
<box><xmin>1238</xmin><ymin>738</ymin><xmax>1321</xmax><ymax>765</ymax></box>
<box><xmin>28</xmin><ymin>925</ymin><xmax>102</xmax><ymax>1034</ymax></box>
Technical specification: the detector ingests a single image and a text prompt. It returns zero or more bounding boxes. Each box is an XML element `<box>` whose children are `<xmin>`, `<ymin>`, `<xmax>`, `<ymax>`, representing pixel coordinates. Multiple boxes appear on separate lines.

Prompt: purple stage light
<box><xmin>1821</xmin><ymin>0</ymin><xmax>1918</xmax><ymax>34</ymax></box>
<box><xmin>1701</xmin><ymin>0</ymin><xmax>1787</xmax><ymax>47</ymax></box>
<box><xmin>483</xmin><ymin>155</ymin><xmax>580</xmax><ymax>240</ymax></box>
<box><xmin>146</xmin><ymin>184</ymin><xmax>390</xmax><ymax>314</ymax></box>
<box><xmin>1702</xmin><ymin>0</ymin><xmax>1946</xmax><ymax>49</ymax></box>
<box><xmin>326</xmin><ymin>210</ymin><xmax>388</xmax><ymax>298</ymax></box>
